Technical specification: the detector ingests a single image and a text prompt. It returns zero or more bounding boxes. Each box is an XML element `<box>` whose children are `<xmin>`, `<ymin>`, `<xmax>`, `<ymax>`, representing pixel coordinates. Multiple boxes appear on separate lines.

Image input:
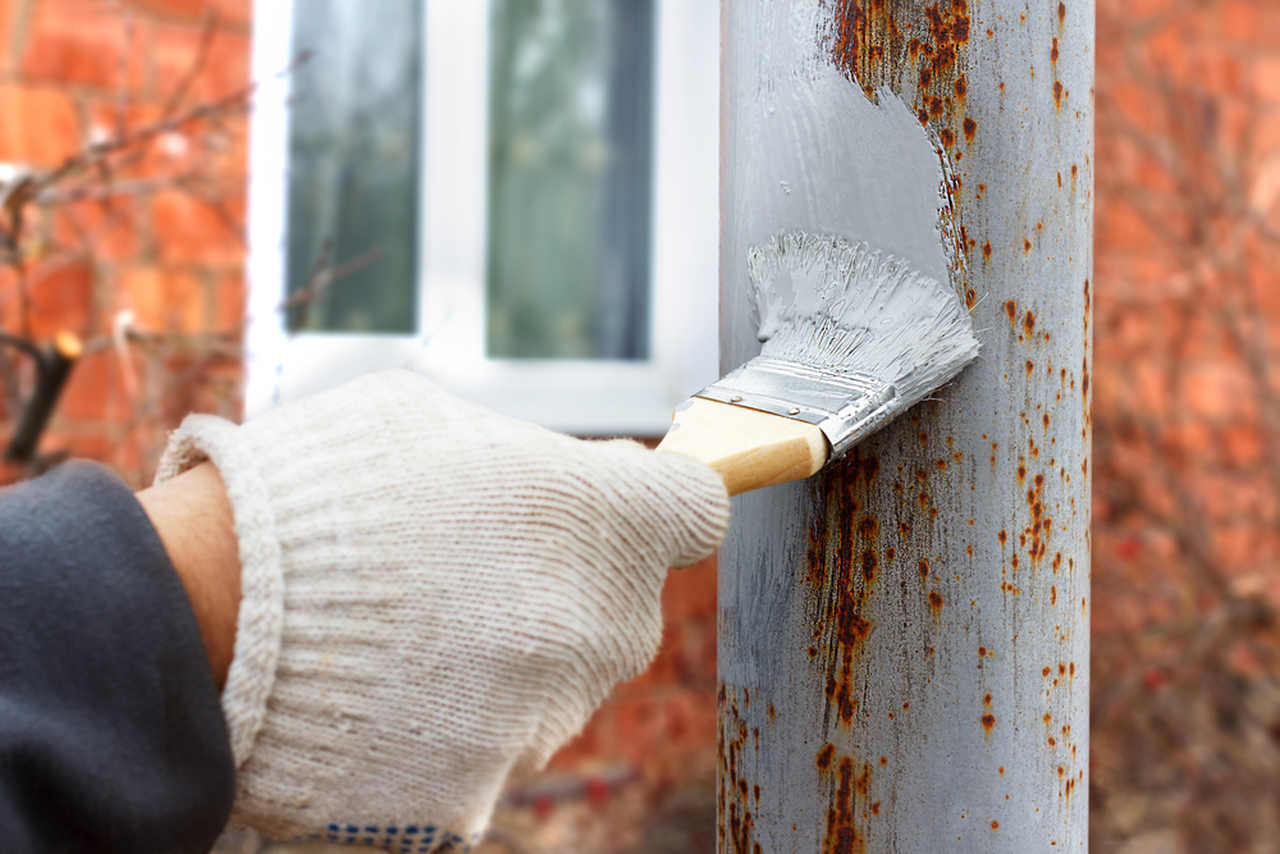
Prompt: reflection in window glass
<box><xmin>486</xmin><ymin>0</ymin><xmax>654</xmax><ymax>359</ymax></box>
<box><xmin>285</xmin><ymin>1</ymin><xmax>420</xmax><ymax>333</ymax></box>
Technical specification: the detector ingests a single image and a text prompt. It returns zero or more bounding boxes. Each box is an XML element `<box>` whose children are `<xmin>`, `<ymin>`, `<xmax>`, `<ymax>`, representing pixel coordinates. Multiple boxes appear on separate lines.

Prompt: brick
<box><xmin>130</xmin><ymin>0</ymin><xmax>209</xmax><ymax>18</ymax></box>
<box><xmin>0</xmin><ymin>460</ymin><xmax>23</xmax><ymax>486</ymax></box>
<box><xmin>120</xmin><ymin>264</ymin><xmax>206</xmax><ymax>331</ymax></box>
<box><xmin>1254</xmin><ymin>111</ymin><xmax>1280</xmax><ymax>166</ymax></box>
<box><xmin>0</xmin><ymin>84</ymin><xmax>81</xmax><ymax>166</ymax></box>
<box><xmin>211</xmin><ymin>268</ymin><xmax>245</xmax><ymax>330</ymax></box>
<box><xmin>1096</xmin><ymin>193</ymin><xmax>1173</xmax><ymax>254</ymax></box>
<box><xmin>1181</xmin><ymin>363</ymin><xmax>1257</xmax><ymax>421</ymax></box>
<box><xmin>150</xmin><ymin>189</ymin><xmax>245</xmax><ymax>266</ymax></box>
<box><xmin>20</xmin><ymin>0</ymin><xmax>143</xmax><ymax>89</ymax></box>
<box><xmin>130</xmin><ymin>0</ymin><xmax>251</xmax><ymax>28</ymax></box>
<box><xmin>0</xmin><ymin>0</ymin><xmax>15</xmax><ymax>74</ymax></box>
<box><xmin>51</xmin><ymin>196</ymin><xmax>142</xmax><ymax>262</ymax></box>
<box><xmin>24</xmin><ymin>254</ymin><xmax>96</xmax><ymax>339</ymax></box>
<box><xmin>1145</xmin><ymin>22</ymin><xmax>1194</xmax><ymax>88</ymax></box>
<box><xmin>1101</xmin><ymin>81</ymin><xmax>1160</xmax><ymax>134</ymax></box>
<box><xmin>146</xmin><ymin>20</ymin><xmax>250</xmax><ymax>105</ymax></box>
<box><xmin>58</xmin><ymin>349</ymin><xmax>120</xmax><ymax>422</ymax></box>
<box><xmin>1255</xmin><ymin>56</ymin><xmax>1280</xmax><ymax>103</ymax></box>
<box><xmin>210</xmin><ymin>0</ymin><xmax>251</xmax><ymax>27</ymax></box>
<box><xmin>1221</xmin><ymin>0</ymin><xmax>1280</xmax><ymax>50</ymax></box>
<box><xmin>1246</xmin><ymin>256</ymin><xmax>1280</xmax><ymax>316</ymax></box>
<box><xmin>59</xmin><ymin>431</ymin><xmax>119</xmax><ymax>462</ymax></box>
<box><xmin>1218</xmin><ymin>422</ymin><xmax>1265</xmax><ymax>468</ymax></box>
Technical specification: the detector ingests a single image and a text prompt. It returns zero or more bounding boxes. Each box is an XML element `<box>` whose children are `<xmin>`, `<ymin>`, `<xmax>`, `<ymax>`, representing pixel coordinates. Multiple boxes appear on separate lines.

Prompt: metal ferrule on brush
<box><xmin>695</xmin><ymin>356</ymin><xmax>898</xmax><ymax>459</ymax></box>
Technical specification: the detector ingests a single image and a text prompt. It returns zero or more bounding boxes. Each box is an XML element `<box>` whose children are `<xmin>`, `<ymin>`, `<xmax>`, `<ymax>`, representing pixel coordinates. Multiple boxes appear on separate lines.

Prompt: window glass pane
<box><xmin>285</xmin><ymin>1</ymin><xmax>420</xmax><ymax>333</ymax></box>
<box><xmin>486</xmin><ymin>0</ymin><xmax>655</xmax><ymax>359</ymax></box>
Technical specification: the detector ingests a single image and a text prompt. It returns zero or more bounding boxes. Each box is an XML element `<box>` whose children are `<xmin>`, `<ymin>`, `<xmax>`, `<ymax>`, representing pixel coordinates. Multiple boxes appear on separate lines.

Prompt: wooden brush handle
<box><xmin>656</xmin><ymin>397</ymin><xmax>829</xmax><ymax>496</ymax></box>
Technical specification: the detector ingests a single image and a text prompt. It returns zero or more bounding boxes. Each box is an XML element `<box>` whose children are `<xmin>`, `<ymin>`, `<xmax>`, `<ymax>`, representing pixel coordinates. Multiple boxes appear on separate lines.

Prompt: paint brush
<box><xmin>657</xmin><ymin>230</ymin><xmax>980</xmax><ymax>495</ymax></box>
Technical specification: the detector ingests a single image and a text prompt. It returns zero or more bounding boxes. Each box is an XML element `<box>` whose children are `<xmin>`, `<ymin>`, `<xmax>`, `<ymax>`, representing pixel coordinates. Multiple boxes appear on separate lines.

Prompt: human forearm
<box><xmin>136</xmin><ymin>461</ymin><xmax>241</xmax><ymax>689</ymax></box>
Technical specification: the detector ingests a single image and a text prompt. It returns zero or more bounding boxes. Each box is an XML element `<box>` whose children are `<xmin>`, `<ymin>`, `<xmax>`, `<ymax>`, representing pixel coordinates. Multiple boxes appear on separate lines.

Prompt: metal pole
<box><xmin>717</xmin><ymin>1</ymin><xmax>1093</xmax><ymax>851</ymax></box>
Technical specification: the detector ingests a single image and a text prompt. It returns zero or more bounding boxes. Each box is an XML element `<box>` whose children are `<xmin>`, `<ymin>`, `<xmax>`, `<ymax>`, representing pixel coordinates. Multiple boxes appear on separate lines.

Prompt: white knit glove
<box><xmin>155</xmin><ymin>370</ymin><xmax>729</xmax><ymax>850</ymax></box>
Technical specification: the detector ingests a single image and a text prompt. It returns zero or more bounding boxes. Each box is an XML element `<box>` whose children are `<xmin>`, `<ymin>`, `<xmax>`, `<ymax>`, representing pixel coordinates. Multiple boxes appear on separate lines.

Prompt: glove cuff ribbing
<box><xmin>156</xmin><ymin>414</ymin><xmax>284</xmax><ymax>769</ymax></box>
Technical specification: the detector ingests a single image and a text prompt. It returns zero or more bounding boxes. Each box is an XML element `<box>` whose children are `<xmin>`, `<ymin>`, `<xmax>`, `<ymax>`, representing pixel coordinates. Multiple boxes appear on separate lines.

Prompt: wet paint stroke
<box><xmin>735</xmin><ymin>61</ymin><xmax>955</xmax><ymax>291</ymax></box>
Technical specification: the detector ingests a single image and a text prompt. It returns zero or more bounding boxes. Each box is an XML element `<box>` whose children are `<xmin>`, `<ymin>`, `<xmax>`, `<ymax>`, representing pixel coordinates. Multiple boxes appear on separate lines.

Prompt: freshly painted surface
<box><xmin>718</xmin><ymin>1</ymin><xmax>1093</xmax><ymax>851</ymax></box>
<box><xmin>736</xmin><ymin>63</ymin><xmax>952</xmax><ymax>285</ymax></box>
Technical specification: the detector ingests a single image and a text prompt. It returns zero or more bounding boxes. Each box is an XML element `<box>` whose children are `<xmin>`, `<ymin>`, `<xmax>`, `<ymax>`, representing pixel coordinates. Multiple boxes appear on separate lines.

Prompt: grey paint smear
<box><xmin>736</xmin><ymin>63</ymin><xmax>952</xmax><ymax>293</ymax></box>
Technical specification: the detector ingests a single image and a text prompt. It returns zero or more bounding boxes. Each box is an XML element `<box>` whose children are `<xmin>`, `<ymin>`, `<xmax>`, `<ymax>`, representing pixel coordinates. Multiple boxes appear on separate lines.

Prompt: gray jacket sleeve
<box><xmin>0</xmin><ymin>460</ymin><xmax>234</xmax><ymax>853</ymax></box>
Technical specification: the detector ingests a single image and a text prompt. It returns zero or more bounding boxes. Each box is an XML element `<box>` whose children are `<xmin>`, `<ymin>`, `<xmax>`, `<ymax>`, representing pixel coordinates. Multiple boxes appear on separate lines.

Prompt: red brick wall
<box><xmin>0</xmin><ymin>0</ymin><xmax>250</xmax><ymax>486</ymax></box>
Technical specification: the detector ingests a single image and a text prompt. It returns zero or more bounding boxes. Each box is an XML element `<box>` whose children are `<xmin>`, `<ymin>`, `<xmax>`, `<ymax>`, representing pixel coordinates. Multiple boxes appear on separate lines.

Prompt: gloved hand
<box><xmin>155</xmin><ymin>370</ymin><xmax>729</xmax><ymax>849</ymax></box>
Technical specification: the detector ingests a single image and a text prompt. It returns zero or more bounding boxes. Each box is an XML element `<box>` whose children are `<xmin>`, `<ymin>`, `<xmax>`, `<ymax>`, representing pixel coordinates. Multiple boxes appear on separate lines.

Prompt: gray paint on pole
<box><xmin>717</xmin><ymin>1</ymin><xmax>1093</xmax><ymax>851</ymax></box>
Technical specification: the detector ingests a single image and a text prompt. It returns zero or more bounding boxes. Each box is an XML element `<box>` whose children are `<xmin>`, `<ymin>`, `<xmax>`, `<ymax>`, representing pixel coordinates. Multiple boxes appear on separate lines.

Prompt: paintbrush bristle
<box><xmin>747</xmin><ymin>230</ymin><xmax>979</xmax><ymax>413</ymax></box>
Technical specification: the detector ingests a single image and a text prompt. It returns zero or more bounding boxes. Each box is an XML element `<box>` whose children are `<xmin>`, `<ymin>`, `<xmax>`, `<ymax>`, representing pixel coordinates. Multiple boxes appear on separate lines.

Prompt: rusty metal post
<box><xmin>717</xmin><ymin>1</ymin><xmax>1092</xmax><ymax>851</ymax></box>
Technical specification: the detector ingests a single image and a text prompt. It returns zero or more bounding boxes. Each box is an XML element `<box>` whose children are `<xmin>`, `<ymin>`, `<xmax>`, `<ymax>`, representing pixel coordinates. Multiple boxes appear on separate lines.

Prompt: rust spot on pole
<box><xmin>818</xmin><ymin>742</ymin><xmax>837</xmax><ymax>771</ymax></box>
<box><xmin>821</xmin><ymin>755</ymin><xmax>872</xmax><ymax>854</ymax></box>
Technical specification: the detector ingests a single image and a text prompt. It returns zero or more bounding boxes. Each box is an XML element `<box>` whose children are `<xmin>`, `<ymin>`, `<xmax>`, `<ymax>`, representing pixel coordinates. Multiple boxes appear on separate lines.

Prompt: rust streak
<box><xmin>821</xmin><ymin>754</ymin><xmax>869</xmax><ymax>854</ymax></box>
<box><xmin>808</xmin><ymin>451</ymin><xmax>880</xmax><ymax>728</ymax></box>
<box><xmin>828</xmin><ymin>0</ymin><xmax>972</xmax><ymax>309</ymax></box>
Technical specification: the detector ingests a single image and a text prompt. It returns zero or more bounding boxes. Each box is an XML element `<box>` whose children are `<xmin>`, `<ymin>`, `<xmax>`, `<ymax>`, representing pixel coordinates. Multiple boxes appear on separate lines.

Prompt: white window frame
<box><xmin>244</xmin><ymin>0</ymin><xmax>719</xmax><ymax>434</ymax></box>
